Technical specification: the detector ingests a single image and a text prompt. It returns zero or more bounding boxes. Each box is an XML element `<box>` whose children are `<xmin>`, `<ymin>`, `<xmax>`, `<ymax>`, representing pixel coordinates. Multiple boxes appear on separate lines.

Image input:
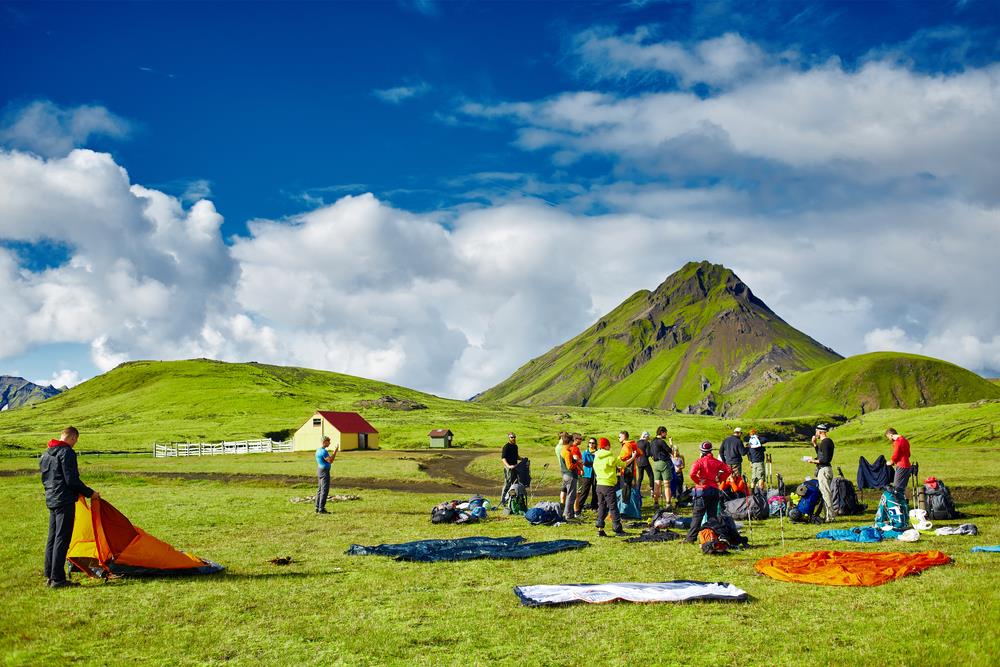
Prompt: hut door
<box><xmin>358</xmin><ymin>433</ymin><xmax>368</xmax><ymax>450</ymax></box>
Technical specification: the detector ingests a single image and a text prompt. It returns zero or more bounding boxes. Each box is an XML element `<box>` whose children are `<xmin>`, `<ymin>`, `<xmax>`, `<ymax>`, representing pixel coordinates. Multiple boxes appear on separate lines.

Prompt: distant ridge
<box><xmin>475</xmin><ymin>261</ymin><xmax>842</xmax><ymax>414</ymax></box>
<box><xmin>0</xmin><ymin>376</ymin><xmax>63</xmax><ymax>411</ymax></box>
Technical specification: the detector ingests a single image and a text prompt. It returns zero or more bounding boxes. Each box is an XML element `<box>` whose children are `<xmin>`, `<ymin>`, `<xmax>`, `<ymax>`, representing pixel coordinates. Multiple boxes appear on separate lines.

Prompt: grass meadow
<box><xmin>3</xmin><ymin>417</ymin><xmax>1000</xmax><ymax>666</ymax></box>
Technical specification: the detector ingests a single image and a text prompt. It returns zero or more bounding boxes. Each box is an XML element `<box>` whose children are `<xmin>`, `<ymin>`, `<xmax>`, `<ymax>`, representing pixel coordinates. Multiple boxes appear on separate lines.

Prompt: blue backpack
<box><xmin>788</xmin><ymin>480</ymin><xmax>822</xmax><ymax>522</ymax></box>
<box><xmin>524</xmin><ymin>505</ymin><xmax>561</xmax><ymax>525</ymax></box>
<box><xmin>617</xmin><ymin>487</ymin><xmax>642</xmax><ymax>520</ymax></box>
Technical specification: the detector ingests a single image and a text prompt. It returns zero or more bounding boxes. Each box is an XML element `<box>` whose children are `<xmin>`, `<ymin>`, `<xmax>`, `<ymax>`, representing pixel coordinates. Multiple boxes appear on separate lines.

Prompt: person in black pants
<box><xmin>634</xmin><ymin>431</ymin><xmax>655</xmax><ymax>498</ymax></box>
<box><xmin>684</xmin><ymin>441</ymin><xmax>732</xmax><ymax>543</ymax></box>
<box><xmin>40</xmin><ymin>427</ymin><xmax>96</xmax><ymax>588</ymax></box>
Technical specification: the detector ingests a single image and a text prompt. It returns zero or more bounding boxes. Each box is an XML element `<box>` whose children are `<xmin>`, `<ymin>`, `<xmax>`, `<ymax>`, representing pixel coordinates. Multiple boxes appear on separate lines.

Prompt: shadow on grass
<box><xmin>222</xmin><ymin>570</ymin><xmax>349</xmax><ymax>580</ymax></box>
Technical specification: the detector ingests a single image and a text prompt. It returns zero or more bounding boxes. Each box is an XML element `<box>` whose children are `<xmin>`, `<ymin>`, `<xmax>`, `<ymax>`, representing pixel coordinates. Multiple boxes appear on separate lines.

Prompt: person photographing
<box><xmin>316</xmin><ymin>436</ymin><xmax>338</xmax><ymax>514</ymax></box>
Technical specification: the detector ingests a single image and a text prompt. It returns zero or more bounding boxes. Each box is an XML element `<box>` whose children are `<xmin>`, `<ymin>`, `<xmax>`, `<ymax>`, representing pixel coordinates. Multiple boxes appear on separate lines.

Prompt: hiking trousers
<box><xmin>636</xmin><ymin>463</ymin><xmax>655</xmax><ymax>494</ymax></box>
<box><xmin>685</xmin><ymin>488</ymin><xmax>719</xmax><ymax>542</ymax></box>
<box><xmin>595</xmin><ymin>484</ymin><xmax>622</xmax><ymax>532</ymax></box>
<box><xmin>893</xmin><ymin>466</ymin><xmax>913</xmax><ymax>493</ymax></box>
<box><xmin>44</xmin><ymin>503</ymin><xmax>75</xmax><ymax>583</ymax></box>
<box><xmin>316</xmin><ymin>468</ymin><xmax>331</xmax><ymax>511</ymax></box>
<box><xmin>750</xmin><ymin>461</ymin><xmax>766</xmax><ymax>489</ymax></box>
<box><xmin>817</xmin><ymin>465</ymin><xmax>835</xmax><ymax>521</ymax></box>
<box><xmin>501</xmin><ymin>467</ymin><xmax>516</xmax><ymax>506</ymax></box>
<box><xmin>562</xmin><ymin>474</ymin><xmax>578</xmax><ymax>519</ymax></box>
<box><xmin>574</xmin><ymin>476</ymin><xmax>598</xmax><ymax>513</ymax></box>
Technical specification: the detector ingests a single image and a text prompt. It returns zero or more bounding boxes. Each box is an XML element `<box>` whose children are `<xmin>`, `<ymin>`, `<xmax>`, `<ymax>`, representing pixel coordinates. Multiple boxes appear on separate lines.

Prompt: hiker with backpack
<box><xmin>807</xmin><ymin>424</ymin><xmax>836</xmax><ymax>523</ymax></box>
<box><xmin>720</xmin><ymin>427</ymin><xmax>747</xmax><ymax>478</ymax></box>
<box><xmin>634</xmin><ymin>431</ymin><xmax>655</xmax><ymax>497</ymax></box>
<box><xmin>560</xmin><ymin>434</ymin><xmax>584</xmax><ymax>520</ymax></box>
<box><xmin>747</xmin><ymin>429</ymin><xmax>766</xmax><ymax>490</ymax></box>
<box><xmin>555</xmin><ymin>432</ymin><xmax>570</xmax><ymax>506</ymax></box>
<box><xmin>885</xmin><ymin>428</ymin><xmax>914</xmax><ymax>492</ymax></box>
<box><xmin>593</xmin><ymin>437</ymin><xmax>626</xmax><ymax>537</ymax></box>
<box><xmin>574</xmin><ymin>437</ymin><xmax>599</xmax><ymax>514</ymax></box>
<box><xmin>684</xmin><ymin>441</ymin><xmax>732</xmax><ymax>543</ymax></box>
<box><xmin>650</xmin><ymin>426</ymin><xmax>673</xmax><ymax>510</ymax></box>
<box><xmin>500</xmin><ymin>432</ymin><xmax>521</xmax><ymax>508</ymax></box>
<box><xmin>618</xmin><ymin>431</ymin><xmax>638</xmax><ymax>500</ymax></box>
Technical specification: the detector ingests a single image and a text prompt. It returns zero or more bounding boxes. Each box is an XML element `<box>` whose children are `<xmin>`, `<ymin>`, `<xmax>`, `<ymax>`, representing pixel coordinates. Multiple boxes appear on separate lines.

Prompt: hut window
<box><xmin>313</xmin><ymin>418</ymin><xmax>322</xmax><ymax>426</ymax></box>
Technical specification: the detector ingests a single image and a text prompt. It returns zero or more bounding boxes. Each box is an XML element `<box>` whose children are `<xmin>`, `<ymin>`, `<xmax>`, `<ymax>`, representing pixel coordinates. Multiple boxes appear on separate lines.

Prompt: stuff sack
<box><xmin>768</xmin><ymin>496</ymin><xmax>787</xmax><ymax>517</ymax></box>
<box><xmin>922</xmin><ymin>478</ymin><xmax>959</xmax><ymax>520</ymax></box>
<box><xmin>617</xmin><ymin>487</ymin><xmax>643</xmax><ymax>520</ymax></box>
<box><xmin>831</xmin><ymin>469</ymin><xmax>866</xmax><ymax>516</ymax></box>
<box><xmin>874</xmin><ymin>487</ymin><xmax>910</xmax><ymax>531</ymax></box>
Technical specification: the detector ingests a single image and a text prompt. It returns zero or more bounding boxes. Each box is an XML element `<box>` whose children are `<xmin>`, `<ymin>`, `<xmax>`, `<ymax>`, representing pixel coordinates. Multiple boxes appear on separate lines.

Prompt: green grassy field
<box><xmin>3</xmin><ymin>452</ymin><xmax>998</xmax><ymax>667</ymax></box>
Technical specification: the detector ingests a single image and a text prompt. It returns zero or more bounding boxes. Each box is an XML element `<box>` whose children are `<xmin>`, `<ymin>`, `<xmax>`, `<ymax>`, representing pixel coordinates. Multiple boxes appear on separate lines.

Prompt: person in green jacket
<box><xmin>593</xmin><ymin>437</ymin><xmax>625</xmax><ymax>537</ymax></box>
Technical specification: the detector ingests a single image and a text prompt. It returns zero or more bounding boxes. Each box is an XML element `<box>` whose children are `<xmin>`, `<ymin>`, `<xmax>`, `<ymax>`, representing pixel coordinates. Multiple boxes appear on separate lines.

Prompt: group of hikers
<box><xmin>499</xmin><ymin>423</ymin><xmax>915</xmax><ymax>541</ymax></box>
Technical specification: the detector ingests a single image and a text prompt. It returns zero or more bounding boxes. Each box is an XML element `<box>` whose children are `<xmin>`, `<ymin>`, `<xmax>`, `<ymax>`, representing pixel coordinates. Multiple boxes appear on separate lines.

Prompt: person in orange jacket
<box><xmin>617</xmin><ymin>431</ymin><xmax>638</xmax><ymax>499</ymax></box>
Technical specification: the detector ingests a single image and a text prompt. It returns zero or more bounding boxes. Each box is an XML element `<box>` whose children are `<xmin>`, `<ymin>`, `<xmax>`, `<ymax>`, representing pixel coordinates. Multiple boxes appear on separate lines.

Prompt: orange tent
<box><xmin>67</xmin><ymin>496</ymin><xmax>223</xmax><ymax>578</ymax></box>
<box><xmin>755</xmin><ymin>550</ymin><xmax>951</xmax><ymax>587</ymax></box>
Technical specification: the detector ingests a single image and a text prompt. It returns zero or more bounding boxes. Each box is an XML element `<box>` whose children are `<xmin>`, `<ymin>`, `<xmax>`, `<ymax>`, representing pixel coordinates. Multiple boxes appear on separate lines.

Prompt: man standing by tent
<box><xmin>720</xmin><ymin>427</ymin><xmax>747</xmax><ymax>478</ymax></box>
<box><xmin>684</xmin><ymin>441</ymin><xmax>731</xmax><ymax>543</ymax></box>
<box><xmin>593</xmin><ymin>437</ymin><xmax>625</xmax><ymax>537</ymax></box>
<box><xmin>316</xmin><ymin>436</ymin><xmax>338</xmax><ymax>514</ymax></box>
<box><xmin>500</xmin><ymin>432</ymin><xmax>520</xmax><ymax>507</ymax></box>
<box><xmin>40</xmin><ymin>426</ymin><xmax>97</xmax><ymax>588</ymax></box>
<box><xmin>885</xmin><ymin>428</ymin><xmax>914</xmax><ymax>492</ymax></box>
<box><xmin>808</xmin><ymin>424</ymin><xmax>836</xmax><ymax>523</ymax></box>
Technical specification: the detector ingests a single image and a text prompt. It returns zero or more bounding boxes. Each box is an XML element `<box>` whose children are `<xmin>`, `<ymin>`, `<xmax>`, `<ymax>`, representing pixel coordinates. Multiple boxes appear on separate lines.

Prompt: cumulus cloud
<box><xmin>373</xmin><ymin>82</ymin><xmax>432</xmax><ymax>104</ymax></box>
<box><xmin>0</xmin><ymin>100</ymin><xmax>131</xmax><ymax>158</ymax></box>
<box><xmin>33</xmin><ymin>369</ymin><xmax>81</xmax><ymax>389</ymax></box>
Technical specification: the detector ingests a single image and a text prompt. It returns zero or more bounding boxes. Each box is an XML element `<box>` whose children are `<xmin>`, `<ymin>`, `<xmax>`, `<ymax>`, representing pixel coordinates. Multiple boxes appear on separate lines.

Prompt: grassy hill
<box><xmin>0</xmin><ymin>358</ymin><xmax>739</xmax><ymax>455</ymax></box>
<box><xmin>830</xmin><ymin>397</ymin><xmax>1000</xmax><ymax>447</ymax></box>
<box><xmin>475</xmin><ymin>261</ymin><xmax>841</xmax><ymax>414</ymax></box>
<box><xmin>745</xmin><ymin>352</ymin><xmax>1000</xmax><ymax>419</ymax></box>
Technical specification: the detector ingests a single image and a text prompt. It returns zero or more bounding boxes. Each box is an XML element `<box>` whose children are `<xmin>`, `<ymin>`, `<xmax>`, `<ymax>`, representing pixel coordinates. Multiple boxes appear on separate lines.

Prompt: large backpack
<box><xmin>922</xmin><ymin>479</ymin><xmax>959</xmax><ymax>520</ymax></box>
<box><xmin>617</xmin><ymin>486</ymin><xmax>643</xmax><ymax>520</ymax></box>
<box><xmin>723</xmin><ymin>490</ymin><xmax>768</xmax><ymax>521</ymax></box>
<box><xmin>874</xmin><ymin>487</ymin><xmax>909</xmax><ymax>531</ymax></box>
<box><xmin>515</xmin><ymin>458</ymin><xmax>532</xmax><ymax>487</ymax></box>
<box><xmin>788</xmin><ymin>479</ymin><xmax>822</xmax><ymax>522</ymax></box>
<box><xmin>831</xmin><ymin>468</ymin><xmax>866</xmax><ymax>516</ymax></box>
<box><xmin>506</xmin><ymin>482</ymin><xmax>528</xmax><ymax>515</ymax></box>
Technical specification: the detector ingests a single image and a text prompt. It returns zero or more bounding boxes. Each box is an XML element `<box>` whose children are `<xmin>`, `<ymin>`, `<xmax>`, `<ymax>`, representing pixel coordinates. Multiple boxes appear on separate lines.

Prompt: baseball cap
<box><xmin>641</xmin><ymin>431</ymin><xmax>650</xmax><ymax>439</ymax></box>
<box><xmin>816</xmin><ymin>424</ymin><xmax>829</xmax><ymax>432</ymax></box>
<box><xmin>507</xmin><ymin>432</ymin><xmax>516</xmax><ymax>438</ymax></box>
<box><xmin>734</xmin><ymin>427</ymin><xmax>742</xmax><ymax>433</ymax></box>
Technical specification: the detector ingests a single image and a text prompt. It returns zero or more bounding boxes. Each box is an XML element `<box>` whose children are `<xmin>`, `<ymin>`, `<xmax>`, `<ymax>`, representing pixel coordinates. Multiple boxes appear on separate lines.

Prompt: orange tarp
<box><xmin>755</xmin><ymin>550</ymin><xmax>951</xmax><ymax>587</ymax></box>
<box><xmin>68</xmin><ymin>496</ymin><xmax>218</xmax><ymax>577</ymax></box>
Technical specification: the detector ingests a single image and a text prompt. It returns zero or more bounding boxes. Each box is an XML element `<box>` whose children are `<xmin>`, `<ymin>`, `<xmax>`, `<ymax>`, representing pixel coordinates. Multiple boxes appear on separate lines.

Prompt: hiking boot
<box><xmin>49</xmin><ymin>580</ymin><xmax>79</xmax><ymax>589</ymax></box>
<box><xmin>614</xmin><ymin>529</ymin><xmax>628</xmax><ymax>537</ymax></box>
<box><xmin>597</xmin><ymin>530</ymin><xmax>609</xmax><ymax>537</ymax></box>
<box><xmin>316</xmin><ymin>509</ymin><xmax>330</xmax><ymax>514</ymax></box>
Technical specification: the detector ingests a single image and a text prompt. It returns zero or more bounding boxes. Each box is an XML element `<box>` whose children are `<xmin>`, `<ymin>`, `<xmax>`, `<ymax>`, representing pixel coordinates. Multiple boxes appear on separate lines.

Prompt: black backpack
<box><xmin>922</xmin><ymin>480</ymin><xmax>959</xmax><ymax>520</ymax></box>
<box><xmin>831</xmin><ymin>468</ymin><xmax>866</xmax><ymax>516</ymax></box>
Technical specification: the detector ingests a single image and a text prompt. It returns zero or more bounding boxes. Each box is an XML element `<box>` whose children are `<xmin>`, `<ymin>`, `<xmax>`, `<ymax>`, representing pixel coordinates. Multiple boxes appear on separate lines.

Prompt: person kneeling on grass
<box><xmin>315</xmin><ymin>436</ymin><xmax>338</xmax><ymax>514</ymax></box>
<box><xmin>593</xmin><ymin>438</ymin><xmax>626</xmax><ymax>537</ymax></box>
<box><xmin>684</xmin><ymin>441</ymin><xmax>732</xmax><ymax>543</ymax></box>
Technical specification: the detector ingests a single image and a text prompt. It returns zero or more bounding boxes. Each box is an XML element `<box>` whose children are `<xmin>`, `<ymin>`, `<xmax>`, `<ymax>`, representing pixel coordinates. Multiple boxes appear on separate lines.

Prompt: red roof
<box><xmin>428</xmin><ymin>429</ymin><xmax>453</xmax><ymax>437</ymax></box>
<box><xmin>316</xmin><ymin>411</ymin><xmax>378</xmax><ymax>434</ymax></box>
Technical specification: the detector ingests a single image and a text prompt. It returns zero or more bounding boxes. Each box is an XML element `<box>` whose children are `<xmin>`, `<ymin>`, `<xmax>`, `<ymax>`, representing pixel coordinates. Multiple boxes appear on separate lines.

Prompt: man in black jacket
<box><xmin>40</xmin><ymin>427</ymin><xmax>97</xmax><ymax>588</ymax></box>
<box><xmin>719</xmin><ymin>427</ymin><xmax>747</xmax><ymax>478</ymax></box>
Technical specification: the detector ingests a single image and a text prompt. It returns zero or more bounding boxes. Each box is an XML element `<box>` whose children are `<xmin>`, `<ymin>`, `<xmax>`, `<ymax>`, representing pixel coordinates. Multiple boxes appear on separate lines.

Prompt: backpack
<box><xmin>617</xmin><ymin>487</ymin><xmax>642</xmax><ymax>520</ymax></box>
<box><xmin>698</xmin><ymin>528</ymin><xmax>728</xmax><ymax>555</ymax></box>
<box><xmin>702</xmin><ymin>516</ymin><xmax>748</xmax><ymax>548</ymax></box>
<box><xmin>831</xmin><ymin>468</ymin><xmax>866</xmax><ymax>516</ymax></box>
<box><xmin>791</xmin><ymin>479</ymin><xmax>822</xmax><ymax>521</ymax></box>
<box><xmin>874</xmin><ymin>487</ymin><xmax>909</xmax><ymax>531</ymax></box>
<box><xmin>515</xmin><ymin>458</ymin><xmax>532</xmax><ymax>487</ymax></box>
<box><xmin>507</xmin><ymin>483</ymin><xmax>528</xmax><ymax>515</ymax></box>
<box><xmin>524</xmin><ymin>503</ymin><xmax>562</xmax><ymax>525</ymax></box>
<box><xmin>723</xmin><ymin>490</ymin><xmax>768</xmax><ymax>521</ymax></box>
<box><xmin>922</xmin><ymin>479</ymin><xmax>959</xmax><ymax>520</ymax></box>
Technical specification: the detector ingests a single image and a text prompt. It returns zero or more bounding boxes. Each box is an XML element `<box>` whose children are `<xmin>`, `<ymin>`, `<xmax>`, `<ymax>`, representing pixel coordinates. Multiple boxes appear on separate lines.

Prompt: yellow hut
<box><xmin>292</xmin><ymin>411</ymin><xmax>379</xmax><ymax>452</ymax></box>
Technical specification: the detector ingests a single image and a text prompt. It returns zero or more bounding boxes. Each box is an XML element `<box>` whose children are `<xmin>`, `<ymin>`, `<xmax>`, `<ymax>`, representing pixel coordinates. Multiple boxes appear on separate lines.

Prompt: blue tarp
<box><xmin>971</xmin><ymin>545</ymin><xmax>1000</xmax><ymax>553</ymax></box>
<box><xmin>816</xmin><ymin>526</ymin><xmax>905</xmax><ymax>542</ymax></box>
<box><xmin>346</xmin><ymin>536</ymin><xmax>590</xmax><ymax>562</ymax></box>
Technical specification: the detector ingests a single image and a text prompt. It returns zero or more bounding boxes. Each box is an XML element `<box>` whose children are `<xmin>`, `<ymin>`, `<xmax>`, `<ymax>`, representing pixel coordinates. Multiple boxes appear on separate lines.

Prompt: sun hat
<box><xmin>700</xmin><ymin>441</ymin><xmax>713</xmax><ymax>453</ymax></box>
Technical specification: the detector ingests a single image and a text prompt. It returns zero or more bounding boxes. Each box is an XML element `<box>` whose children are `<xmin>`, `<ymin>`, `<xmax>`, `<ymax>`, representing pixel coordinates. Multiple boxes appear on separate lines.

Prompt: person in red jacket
<box><xmin>885</xmin><ymin>427</ymin><xmax>914</xmax><ymax>492</ymax></box>
<box><xmin>684</xmin><ymin>441</ymin><xmax>732</xmax><ymax>543</ymax></box>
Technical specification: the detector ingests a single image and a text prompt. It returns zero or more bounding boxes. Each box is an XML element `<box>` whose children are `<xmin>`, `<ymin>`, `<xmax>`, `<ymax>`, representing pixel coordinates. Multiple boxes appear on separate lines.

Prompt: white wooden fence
<box><xmin>153</xmin><ymin>438</ymin><xmax>293</xmax><ymax>458</ymax></box>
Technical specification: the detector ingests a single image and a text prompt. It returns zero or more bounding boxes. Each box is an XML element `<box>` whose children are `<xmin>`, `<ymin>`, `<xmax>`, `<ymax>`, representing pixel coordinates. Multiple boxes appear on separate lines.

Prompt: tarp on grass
<box><xmin>971</xmin><ymin>545</ymin><xmax>1000</xmax><ymax>553</ymax></box>
<box><xmin>755</xmin><ymin>550</ymin><xmax>950</xmax><ymax>587</ymax></box>
<box><xmin>816</xmin><ymin>527</ymin><xmax>905</xmax><ymax>543</ymax></box>
<box><xmin>68</xmin><ymin>496</ymin><xmax>223</xmax><ymax>578</ymax></box>
<box><xmin>513</xmin><ymin>581</ymin><xmax>749</xmax><ymax>607</ymax></box>
<box><xmin>346</xmin><ymin>536</ymin><xmax>589</xmax><ymax>562</ymax></box>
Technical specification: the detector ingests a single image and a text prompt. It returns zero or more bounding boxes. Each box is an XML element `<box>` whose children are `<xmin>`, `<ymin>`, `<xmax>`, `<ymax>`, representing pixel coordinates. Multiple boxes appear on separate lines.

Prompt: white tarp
<box><xmin>513</xmin><ymin>580</ymin><xmax>749</xmax><ymax>607</ymax></box>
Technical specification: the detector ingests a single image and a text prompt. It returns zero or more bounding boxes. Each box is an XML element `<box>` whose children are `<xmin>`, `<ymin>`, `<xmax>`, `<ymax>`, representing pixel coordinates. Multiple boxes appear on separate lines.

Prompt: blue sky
<box><xmin>2</xmin><ymin>1</ymin><xmax>999</xmax><ymax>395</ymax></box>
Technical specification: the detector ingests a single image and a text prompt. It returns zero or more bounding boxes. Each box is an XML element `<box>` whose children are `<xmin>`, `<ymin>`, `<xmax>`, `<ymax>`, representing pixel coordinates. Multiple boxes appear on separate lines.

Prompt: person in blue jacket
<box><xmin>574</xmin><ymin>437</ymin><xmax>599</xmax><ymax>514</ymax></box>
<box><xmin>315</xmin><ymin>436</ymin><xmax>338</xmax><ymax>514</ymax></box>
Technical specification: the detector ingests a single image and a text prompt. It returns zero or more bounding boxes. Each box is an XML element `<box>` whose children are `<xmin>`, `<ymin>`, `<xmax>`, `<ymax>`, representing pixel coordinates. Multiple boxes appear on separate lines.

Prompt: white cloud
<box><xmin>0</xmin><ymin>100</ymin><xmax>131</xmax><ymax>158</ymax></box>
<box><xmin>32</xmin><ymin>369</ymin><xmax>81</xmax><ymax>388</ymax></box>
<box><xmin>373</xmin><ymin>82</ymin><xmax>431</xmax><ymax>104</ymax></box>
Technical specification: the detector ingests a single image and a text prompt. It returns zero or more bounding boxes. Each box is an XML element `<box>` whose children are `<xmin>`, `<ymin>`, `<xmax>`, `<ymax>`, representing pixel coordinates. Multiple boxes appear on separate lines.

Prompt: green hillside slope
<box><xmin>475</xmin><ymin>261</ymin><xmax>841</xmax><ymax>414</ymax></box>
<box><xmin>0</xmin><ymin>358</ymin><xmax>731</xmax><ymax>455</ymax></box>
<box><xmin>745</xmin><ymin>352</ymin><xmax>1000</xmax><ymax>419</ymax></box>
<box><xmin>831</xmin><ymin>398</ymin><xmax>1000</xmax><ymax>447</ymax></box>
